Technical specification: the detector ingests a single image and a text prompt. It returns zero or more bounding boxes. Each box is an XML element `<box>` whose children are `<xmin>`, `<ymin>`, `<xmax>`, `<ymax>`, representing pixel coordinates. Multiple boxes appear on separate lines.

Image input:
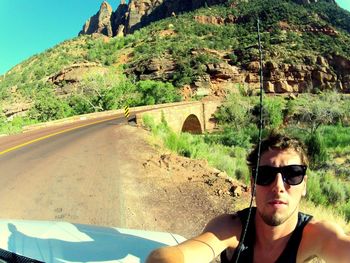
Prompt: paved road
<box><xmin>0</xmin><ymin>116</ymin><xmax>136</xmax><ymax>227</ymax></box>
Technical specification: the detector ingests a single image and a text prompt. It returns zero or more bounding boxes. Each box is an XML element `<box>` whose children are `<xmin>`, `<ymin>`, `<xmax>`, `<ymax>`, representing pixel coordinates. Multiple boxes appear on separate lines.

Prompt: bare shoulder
<box><xmin>300</xmin><ymin>218</ymin><xmax>350</xmax><ymax>262</ymax></box>
<box><xmin>203</xmin><ymin>213</ymin><xmax>242</xmax><ymax>247</ymax></box>
<box><xmin>304</xmin><ymin>219</ymin><xmax>349</xmax><ymax>239</ymax></box>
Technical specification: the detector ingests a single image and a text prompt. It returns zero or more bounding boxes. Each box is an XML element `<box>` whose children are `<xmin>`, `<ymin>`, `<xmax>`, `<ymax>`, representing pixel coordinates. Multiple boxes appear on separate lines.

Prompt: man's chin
<box><xmin>259</xmin><ymin>209</ymin><xmax>289</xmax><ymax>226</ymax></box>
<box><xmin>262</xmin><ymin>214</ymin><xmax>287</xmax><ymax>226</ymax></box>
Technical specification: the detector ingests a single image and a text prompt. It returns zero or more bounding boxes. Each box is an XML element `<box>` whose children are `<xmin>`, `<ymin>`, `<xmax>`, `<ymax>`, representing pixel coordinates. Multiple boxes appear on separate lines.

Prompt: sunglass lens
<box><xmin>283</xmin><ymin>165</ymin><xmax>306</xmax><ymax>185</ymax></box>
<box><xmin>254</xmin><ymin>166</ymin><xmax>276</xmax><ymax>186</ymax></box>
<box><xmin>286</xmin><ymin>175</ymin><xmax>304</xmax><ymax>185</ymax></box>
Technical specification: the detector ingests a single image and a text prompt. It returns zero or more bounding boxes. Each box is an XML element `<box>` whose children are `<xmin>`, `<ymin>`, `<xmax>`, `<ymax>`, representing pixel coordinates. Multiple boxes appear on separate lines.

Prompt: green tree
<box><xmin>290</xmin><ymin>95</ymin><xmax>346</xmax><ymax>134</ymax></box>
<box><xmin>29</xmin><ymin>92</ymin><xmax>72</xmax><ymax>122</ymax></box>
<box><xmin>136</xmin><ymin>80</ymin><xmax>181</xmax><ymax>105</ymax></box>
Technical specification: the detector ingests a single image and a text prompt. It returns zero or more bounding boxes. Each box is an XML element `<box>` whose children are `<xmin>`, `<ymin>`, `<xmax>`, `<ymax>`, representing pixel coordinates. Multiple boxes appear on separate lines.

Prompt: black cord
<box><xmin>234</xmin><ymin>17</ymin><xmax>264</xmax><ymax>263</ymax></box>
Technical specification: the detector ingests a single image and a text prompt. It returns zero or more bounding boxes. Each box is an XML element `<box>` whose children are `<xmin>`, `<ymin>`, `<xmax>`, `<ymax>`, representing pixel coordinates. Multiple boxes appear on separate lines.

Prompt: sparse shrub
<box><xmin>228</xmin><ymin>52</ymin><xmax>238</xmax><ymax>64</ymax></box>
<box><xmin>341</xmin><ymin>202</ymin><xmax>350</xmax><ymax>222</ymax></box>
<box><xmin>142</xmin><ymin>114</ymin><xmax>156</xmax><ymax>131</ymax></box>
<box><xmin>29</xmin><ymin>91</ymin><xmax>73</xmax><ymax>122</ymax></box>
<box><xmin>320</xmin><ymin>172</ymin><xmax>347</xmax><ymax>205</ymax></box>
<box><xmin>136</xmin><ymin>80</ymin><xmax>181</xmax><ymax>105</ymax></box>
<box><xmin>0</xmin><ymin>116</ymin><xmax>38</xmax><ymax>135</ymax></box>
<box><xmin>68</xmin><ymin>95</ymin><xmax>95</xmax><ymax>115</ymax></box>
<box><xmin>205</xmin><ymin>126</ymin><xmax>252</xmax><ymax>148</ymax></box>
<box><xmin>306</xmin><ymin>171</ymin><xmax>328</xmax><ymax>206</ymax></box>
<box><xmin>215</xmin><ymin>93</ymin><xmax>252</xmax><ymax>129</ymax></box>
<box><xmin>305</xmin><ymin>132</ymin><xmax>328</xmax><ymax>168</ymax></box>
<box><xmin>291</xmin><ymin>95</ymin><xmax>346</xmax><ymax>134</ymax></box>
<box><xmin>252</xmin><ymin>97</ymin><xmax>285</xmax><ymax>130</ymax></box>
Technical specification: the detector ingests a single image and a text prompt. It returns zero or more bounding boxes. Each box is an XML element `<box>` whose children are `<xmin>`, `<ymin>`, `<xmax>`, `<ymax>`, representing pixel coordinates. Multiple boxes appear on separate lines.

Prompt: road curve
<box><xmin>0</xmin><ymin>116</ymin><xmax>136</xmax><ymax>227</ymax></box>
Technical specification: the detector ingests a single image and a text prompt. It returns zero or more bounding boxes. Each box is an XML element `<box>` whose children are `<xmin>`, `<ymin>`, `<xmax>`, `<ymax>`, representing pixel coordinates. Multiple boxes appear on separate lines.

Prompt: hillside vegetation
<box><xmin>1</xmin><ymin>0</ymin><xmax>350</xmax><ymax>122</ymax></box>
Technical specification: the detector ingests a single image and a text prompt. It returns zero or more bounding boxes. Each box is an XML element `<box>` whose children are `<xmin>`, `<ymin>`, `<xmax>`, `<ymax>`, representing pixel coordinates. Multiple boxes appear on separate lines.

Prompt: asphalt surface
<box><xmin>0</xmin><ymin>116</ymin><xmax>133</xmax><ymax>226</ymax></box>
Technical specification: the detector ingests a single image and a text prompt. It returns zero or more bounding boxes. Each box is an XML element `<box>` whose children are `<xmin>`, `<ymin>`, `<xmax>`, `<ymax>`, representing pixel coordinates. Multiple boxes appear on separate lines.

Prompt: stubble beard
<box><xmin>258</xmin><ymin>203</ymin><xmax>299</xmax><ymax>226</ymax></box>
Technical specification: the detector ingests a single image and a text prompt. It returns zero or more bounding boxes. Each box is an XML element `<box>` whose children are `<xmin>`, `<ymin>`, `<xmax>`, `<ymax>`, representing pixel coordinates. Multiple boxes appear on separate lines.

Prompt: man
<box><xmin>146</xmin><ymin>133</ymin><xmax>350</xmax><ymax>263</ymax></box>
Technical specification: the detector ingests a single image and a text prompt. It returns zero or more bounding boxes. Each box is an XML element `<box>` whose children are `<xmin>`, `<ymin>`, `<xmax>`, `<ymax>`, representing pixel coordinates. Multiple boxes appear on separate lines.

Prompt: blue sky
<box><xmin>0</xmin><ymin>1</ymin><xmax>120</xmax><ymax>75</ymax></box>
<box><xmin>0</xmin><ymin>0</ymin><xmax>349</xmax><ymax>76</ymax></box>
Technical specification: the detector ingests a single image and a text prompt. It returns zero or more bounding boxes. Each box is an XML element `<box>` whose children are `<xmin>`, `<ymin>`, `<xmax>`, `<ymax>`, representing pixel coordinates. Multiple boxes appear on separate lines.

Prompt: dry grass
<box><xmin>300</xmin><ymin>199</ymin><xmax>350</xmax><ymax>233</ymax></box>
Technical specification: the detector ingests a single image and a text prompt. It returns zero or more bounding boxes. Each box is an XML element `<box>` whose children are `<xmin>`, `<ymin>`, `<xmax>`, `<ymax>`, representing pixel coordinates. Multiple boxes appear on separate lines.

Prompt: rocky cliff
<box><xmin>79</xmin><ymin>0</ymin><xmax>339</xmax><ymax>37</ymax></box>
<box><xmin>79</xmin><ymin>2</ymin><xmax>114</xmax><ymax>36</ymax></box>
<box><xmin>127</xmin><ymin>49</ymin><xmax>350</xmax><ymax>95</ymax></box>
<box><xmin>77</xmin><ymin>0</ymin><xmax>348</xmax><ymax>96</ymax></box>
<box><xmin>80</xmin><ymin>0</ymin><xmax>230</xmax><ymax>36</ymax></box>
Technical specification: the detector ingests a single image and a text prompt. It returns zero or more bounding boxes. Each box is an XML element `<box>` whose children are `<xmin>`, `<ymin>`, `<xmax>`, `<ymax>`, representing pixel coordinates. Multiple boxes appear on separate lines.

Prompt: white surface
<box><xmin>0</xmin><ymin>220</ymin><xmax>186</xmax><ymax>263</ymax></box>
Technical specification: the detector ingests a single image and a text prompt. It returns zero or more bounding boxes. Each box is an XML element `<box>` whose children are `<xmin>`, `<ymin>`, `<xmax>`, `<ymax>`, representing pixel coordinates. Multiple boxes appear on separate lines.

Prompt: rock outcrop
<box><xmin>79</xmin><ymin>1</ymin><xmax>114</xmax><ymax>36</ymax></box>
<box><xmin>48</xmin><ymin>62</ymin><xmax>108</xmax><ymax>96</ymax></box>
<box><xmin>80</xmin><ymin>0</ymin><xmax>228</xmax><ymax>37</ymax></box>
<box><xmin>194</xmin><ymin>15</ymin><xmax>236</xmax><ymax>25</ymax></box>
<box><xmin>128</xmin><ymin>49</ymin><xmax>350</xmax><ymax>95</ymax></box>
<box><xmin>77</xmin><ymin>0</ymin><xmax>347</xmax><ymax>97</ymax></box>
<box><xmin>130</xmin><ymin>56</ymin><xmax>176</xmax><ymax>81</ymax></box>
<box><xmin>79</xmin><ymin>0</ymin><xmax>338</xmax><ymax>37</ymax></box>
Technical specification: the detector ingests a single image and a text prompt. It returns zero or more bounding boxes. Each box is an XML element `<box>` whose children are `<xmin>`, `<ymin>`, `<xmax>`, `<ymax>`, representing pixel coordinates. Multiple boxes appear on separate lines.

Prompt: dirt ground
<box><xmin>121</xmin><ymin>124</ymin><xmax>251</xmax><ymax>239</ymax></box>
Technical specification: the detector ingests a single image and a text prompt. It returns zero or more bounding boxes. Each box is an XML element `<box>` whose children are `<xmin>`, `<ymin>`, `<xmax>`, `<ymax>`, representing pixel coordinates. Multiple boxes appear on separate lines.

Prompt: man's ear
<box><xmin>302</xmin><ymin>175</ymin><xmax>307</xmax><ymax>197</ymax></box>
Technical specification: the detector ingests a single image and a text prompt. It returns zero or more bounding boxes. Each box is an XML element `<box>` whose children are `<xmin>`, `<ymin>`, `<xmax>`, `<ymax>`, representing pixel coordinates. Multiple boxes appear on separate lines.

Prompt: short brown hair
<box><xmin>247</xmin><ymin>132</ymin><xmax>309</xmax><ymax>169</ymax></box>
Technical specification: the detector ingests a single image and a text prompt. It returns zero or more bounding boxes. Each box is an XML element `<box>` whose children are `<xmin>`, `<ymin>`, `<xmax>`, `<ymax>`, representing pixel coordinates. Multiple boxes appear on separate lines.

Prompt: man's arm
<box><xmin>146</xmin><ymin>214</ymin><xmax>241</xmax><ymax>263</ymax></box>
<box><xmin>315</xmin><ymin>221</ymin><xmax>350</xmax><ymax>262</ymax></box>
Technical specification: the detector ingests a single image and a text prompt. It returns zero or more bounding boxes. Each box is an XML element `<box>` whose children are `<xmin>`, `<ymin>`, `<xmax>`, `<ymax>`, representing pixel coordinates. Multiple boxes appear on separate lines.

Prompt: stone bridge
<box><xmin>135</xmin><ymin>100</ymin><xmax>222</xmax><ymax>134</ymax></box>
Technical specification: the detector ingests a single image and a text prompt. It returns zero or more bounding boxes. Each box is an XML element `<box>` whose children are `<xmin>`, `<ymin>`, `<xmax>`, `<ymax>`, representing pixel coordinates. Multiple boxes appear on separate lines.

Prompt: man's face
<box><xmin>253</xmin><ymin>148</ymin><xmax>307</xmax><ymax>226</ymax></box>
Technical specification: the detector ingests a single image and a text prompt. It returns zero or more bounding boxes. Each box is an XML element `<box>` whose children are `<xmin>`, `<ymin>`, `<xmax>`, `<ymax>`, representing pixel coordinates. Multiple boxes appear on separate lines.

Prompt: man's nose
<box><xmin>271</xmin><ymin>173</ymin><xmax>286</xmax><ymax>192</ymax></box>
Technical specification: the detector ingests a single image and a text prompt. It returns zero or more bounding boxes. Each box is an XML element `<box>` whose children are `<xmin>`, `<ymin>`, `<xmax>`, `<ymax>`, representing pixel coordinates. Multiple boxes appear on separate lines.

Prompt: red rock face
<box><xmin>194</xmin><ymin>15</ymin><xmax>236</xmax><ymax>25</ymax></box>
<box><xmin>79</xmin><ymin>0</ymin><xmax>338</xmax><ymax>37</ymax></box>
<box><xmin>79</xmin><ymin>1</ymin><xmax>113</xmax><ymax>36</ymax></box>
<box><xmin>80</xmin><ymin>0</ymin><xmax>228</xmax><ymax>36</ymax></box>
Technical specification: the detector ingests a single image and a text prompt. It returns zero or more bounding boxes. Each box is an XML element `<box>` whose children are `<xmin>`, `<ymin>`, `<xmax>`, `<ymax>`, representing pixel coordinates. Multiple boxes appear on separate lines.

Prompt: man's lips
<box><xmin>268</xmin><ymin>200</ymin><xmax>287</xmax><ymax>205</ymax></box>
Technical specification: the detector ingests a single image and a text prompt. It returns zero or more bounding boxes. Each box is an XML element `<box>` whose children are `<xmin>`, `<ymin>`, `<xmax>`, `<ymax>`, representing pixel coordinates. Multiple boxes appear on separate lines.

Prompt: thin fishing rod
<box><xmin>234</xmin><ymin>17</ymin><xmax>264</xmax><ymax>263</ymax></box>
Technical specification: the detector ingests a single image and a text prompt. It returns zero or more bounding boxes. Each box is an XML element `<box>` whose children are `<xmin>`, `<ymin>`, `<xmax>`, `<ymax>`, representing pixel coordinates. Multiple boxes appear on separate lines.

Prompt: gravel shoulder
<box><xmin>120</xmin><ymin>124</ymin><xmax>250</xmax><ymax>238</ymax></box>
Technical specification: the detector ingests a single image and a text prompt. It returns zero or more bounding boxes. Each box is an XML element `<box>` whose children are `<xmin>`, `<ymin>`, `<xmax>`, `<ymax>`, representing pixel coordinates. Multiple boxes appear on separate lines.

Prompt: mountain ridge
<box><xmin>79</xmin><ymin>0</ymin><xmax>338</xmax><ymax>37</ymax></box>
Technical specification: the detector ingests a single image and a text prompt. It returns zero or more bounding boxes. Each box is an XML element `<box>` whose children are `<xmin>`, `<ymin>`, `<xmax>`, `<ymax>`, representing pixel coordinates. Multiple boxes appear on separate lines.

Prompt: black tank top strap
<box><xmin>220</xmin><ymin>207</ymin><xmax>256</xmax><ymax>263</ymax></box>
<box><xmin>275</xmin><ymin>212</ymin><xmax>313</xmax><ymax>262</ymax></box>
<box><xmin>220</xmin><ymin>208</ymin><xmax>313</xmax><ymax>263</ymax></box>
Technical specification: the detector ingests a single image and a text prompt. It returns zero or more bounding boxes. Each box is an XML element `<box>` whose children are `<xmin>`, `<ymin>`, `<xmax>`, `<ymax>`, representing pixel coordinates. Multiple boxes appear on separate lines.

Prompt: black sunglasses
<box><xmin>252</xmin><ymin>165</ymin><xmax>307</xmax><ymax>186</ymax></box>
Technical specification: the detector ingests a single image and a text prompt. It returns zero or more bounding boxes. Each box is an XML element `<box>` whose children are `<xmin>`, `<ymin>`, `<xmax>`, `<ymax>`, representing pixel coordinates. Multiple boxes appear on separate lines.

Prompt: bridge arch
<box><xmin>181</xmin><ymin>114</ymin><xmax>202</xmax><ymax>134</ymax></box>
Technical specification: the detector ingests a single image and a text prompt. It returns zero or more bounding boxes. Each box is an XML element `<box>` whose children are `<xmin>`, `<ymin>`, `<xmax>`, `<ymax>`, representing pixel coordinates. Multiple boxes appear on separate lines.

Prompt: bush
<box><xmin>29</xmin><ymin>92</ymin><xmax>73</xmax><ymax>122</ymax></box>
<box><xmin>306</xmin><ymin>171</ymin><xmax>328</xmax><ymax>206</ymax></box>
<box><xmin>164</xmin><ymin>131</ymin><xmax>191</xmax><ymax>157</ymax></box>
<box><xmin>305</xmin><ymin>132</ymin><xmax>328</xmax><ymax>168</ymax></box>
<box><xmin>321</xmin><ymin>125</ymin><xmax>350</xmax><ymax>149</ymax></box>
<box><xmin>142</xmin><ymin>114</ymin><xmax>156</xmax><ymax>131</ymax></box>
<box><xmin>215</xmin><ymin>93</ymin><xmax>252</xmax><ymax>129</ymax></box>
<box><xmin>290</xmin><ymin>95</ymin><xmax>346</xmax><ymax>134</ymax></box>
<box><xmin>341</xmin><ymin>202</ymin><xmax>350</xmax><ymax>222</ymax></box>
<box><xmin>136</xmin><ymin>80</ymin><xmax>181</xmax><ymax>105</ymax></box>
<box><xmin>0</xmin><ymin>116</ymin><xmax>38</xmax><ymax>135</ymax></box>
<box><xmin>143</xmin><ymin>115</ymin><xmax>250</xmax><ymax>181</ymax></box>
<box><xmin>68</xmin><ymin>95</ymin><xmax>96</xmax><ymax>115</ymax></box>
<box><xmin>205</xmin><ymin>126</ymin><xmax>253</xmax><ymax>148</ymax></box>
<box><xmin>320</xmin><ymin>173</ymin><xmax>347</xmax><ymax>205</ymax></box>
<box><xmin>252</xmin><ymin>96</ymin><xmax>285</xmax><ymax>130</ymax></box>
